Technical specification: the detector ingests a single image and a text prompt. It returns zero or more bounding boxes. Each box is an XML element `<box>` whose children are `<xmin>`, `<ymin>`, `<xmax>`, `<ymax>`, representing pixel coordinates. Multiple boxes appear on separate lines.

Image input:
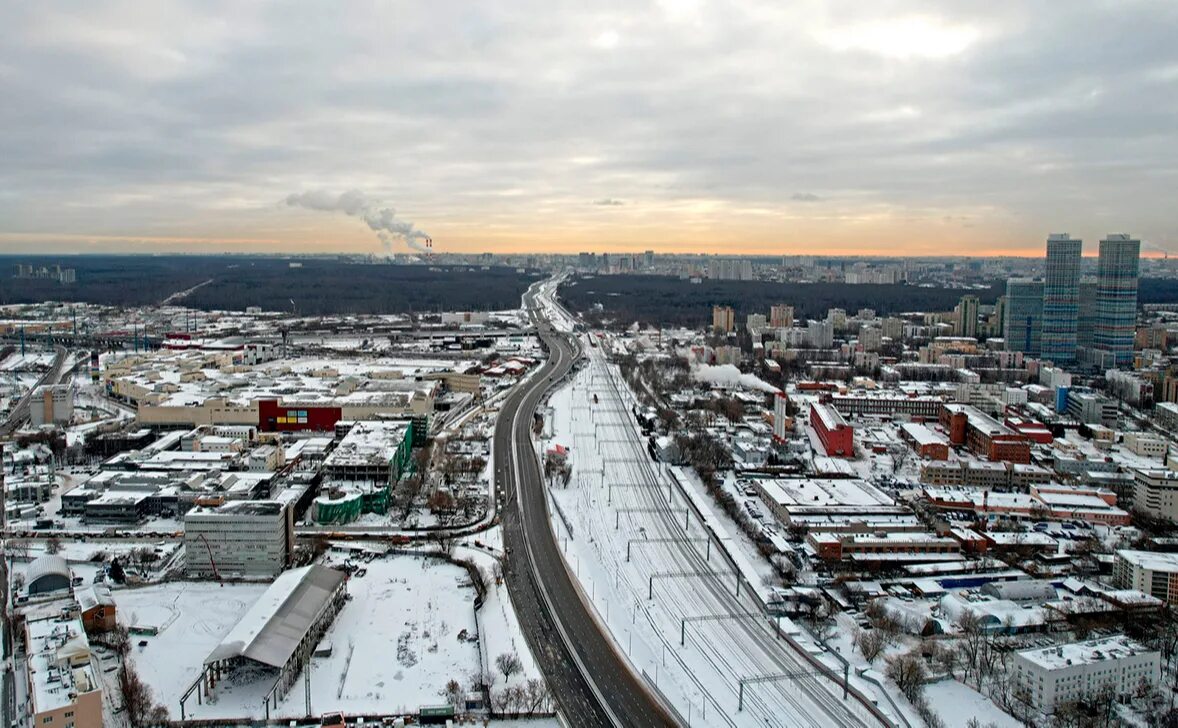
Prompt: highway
<box><xmin>0</xmin><ymin>345</ymin><xmax>69</xmax><ymax>436</ymax></box>
<box><xmin>496</xmin><ymin>278</ymin><xmax>677</xmax><ymax>728</ymax></box>
<box><xmin>512</xmin><ymin>279</ymin><xmax>886</xmax><ymax>727</ymax></box>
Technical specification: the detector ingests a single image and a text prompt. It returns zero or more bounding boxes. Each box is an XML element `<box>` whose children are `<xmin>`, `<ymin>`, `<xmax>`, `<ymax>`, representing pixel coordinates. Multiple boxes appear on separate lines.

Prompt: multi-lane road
<box><xmin>496</xmin><ymin>280</ymin><xmax>676</xmax><ymax>727</ymax></box>
<box><xmin>0</xmin><ymin>345</ymin><xmax>69</xmax><ymax>437</ymax></box>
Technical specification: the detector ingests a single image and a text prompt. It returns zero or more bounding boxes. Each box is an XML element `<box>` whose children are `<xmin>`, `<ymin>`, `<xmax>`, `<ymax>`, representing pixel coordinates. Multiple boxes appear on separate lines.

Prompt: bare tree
<box><xmin>524</xmin><ymin>678</ymin><xmax>550</xmax><ymax>714</ymax></box>
<box><xmin>8</xmin><ymin>540</ymin><xmax>30</xmax><ymax>559</ymax></box>
<box><xmin>146</xmin><ymin>705</ymin><xmax>170</xmax><ymax>726</ymax></box>
<box><xmin>45</xmin><ymin>535</ymin><xmax>63</xmax><ymax>555</ymax></box>
<box><xmin>492</xmin><ymin>687</ymin><xmax>513</xmax><ymax>716</ymax></box>
<box><xmin>496</xmin><ymin>651</ymin><xmax>523</xmax><ymax>682</ymax></box>
<box><xmin>857</xmin><ymin>629</ymin><xmax>887</xmax><ymax>662</ymax></box>
<box><xmin>441</xmin><ymin>677</ymin><xmax>464</xmax><ymax>708</ymax></box>
<box><xmin>934</xmin><ymin>641</ymin><xmax>960</xmax><ymax>679</ymax></box>
<box><xmin>886</xmin><ymin>650</ymin><xmax>927</xmax><ymax>702</ymax></box>
<box><xmin>119</xmin><ymin>663</ymin><xmax>154</xmax><ymax>726</ymax></box>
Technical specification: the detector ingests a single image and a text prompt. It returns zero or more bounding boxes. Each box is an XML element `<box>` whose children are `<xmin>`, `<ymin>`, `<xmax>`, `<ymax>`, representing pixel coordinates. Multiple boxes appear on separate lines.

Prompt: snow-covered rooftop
<box><xmin>205</xmin><ymin>564</ymin><xmax>345</xmax><ymax>670</ymax></box>
<box><xmin>1017</xmin><ymin>635</ymin><xmax>1153</xmax><ymax>670</ymax></box>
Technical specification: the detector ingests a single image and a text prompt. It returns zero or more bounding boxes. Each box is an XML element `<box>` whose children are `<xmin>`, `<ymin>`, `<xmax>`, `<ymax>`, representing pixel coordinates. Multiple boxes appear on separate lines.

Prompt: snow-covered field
<box><xmin>118</xmin><ymin>580</ymin><xmax>270</xmax><ymax>716</ymax></box>
<box><xmin>122</xmin><ymin>555</ymin><xmax>482</xmax><ymax>720</ymax></box>
<box><xmin>924</xmin><ymin>679</ymin><xmax>1020</xmax><ymax>728</ymax></box>
<box><xmin>308</xmin><ymin>553</ymin><xmax>480</xmax><ymax>715</ymax></box>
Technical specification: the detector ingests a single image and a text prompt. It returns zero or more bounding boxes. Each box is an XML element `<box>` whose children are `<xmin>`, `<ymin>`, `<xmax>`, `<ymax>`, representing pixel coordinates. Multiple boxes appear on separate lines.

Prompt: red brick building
<box><xmin>940</xmin><ymin>404</ymin><xmax>1031</xmax><ymax>464</ymax></box>
<box><xmin>899</xmin><ymin>423</ymin><xmax>950</xmax><ymax>460</ymax></box>
<box><xmin>811</xmin><ymin>402</ymin><xmax>853</xmax><ymax>457</ymax></box>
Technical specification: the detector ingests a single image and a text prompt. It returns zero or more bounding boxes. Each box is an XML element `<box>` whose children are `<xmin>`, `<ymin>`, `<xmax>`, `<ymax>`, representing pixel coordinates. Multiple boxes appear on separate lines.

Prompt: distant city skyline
<box><xmin>2</xmin><ymin>2</ymin><xmax>1177</xmax><ymax>256</ymax></box>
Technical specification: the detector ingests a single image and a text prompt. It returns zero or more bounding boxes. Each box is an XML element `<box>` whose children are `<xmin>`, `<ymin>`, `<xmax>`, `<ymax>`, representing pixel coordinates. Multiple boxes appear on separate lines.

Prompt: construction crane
<box><xmin>195</xmin><ymin>534</ymin><xmax>222</xmax><ymax>583</ymax></box>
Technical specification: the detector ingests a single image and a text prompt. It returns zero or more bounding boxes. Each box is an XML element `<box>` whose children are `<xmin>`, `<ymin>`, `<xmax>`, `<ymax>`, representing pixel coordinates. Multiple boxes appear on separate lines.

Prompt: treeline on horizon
<box><xmin>0</xmin><ymin>255</ymin><xmax>542</xmax><ymax>315</ymax></box>
<box><xmin>560</xmin><ymin>275</ymin><xmax>1178</xmax><ymax>329</ymax></box>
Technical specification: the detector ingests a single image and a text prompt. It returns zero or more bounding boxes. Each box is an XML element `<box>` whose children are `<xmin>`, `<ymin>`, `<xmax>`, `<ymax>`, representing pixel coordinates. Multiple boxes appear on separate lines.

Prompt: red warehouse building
<box><xmin>940</xmin><ymin>404</ymin><xmax>1031</xmax><ymax>464</ymax></box>
<box><xmin>811</xmin><ymin>402</ymin><xmax>853</xmax><ymax>457</ymax></box>
<box><xmin>258</xmin><ymin>399</ymin><xmax>342</xmax><ymax>432</ymax></box>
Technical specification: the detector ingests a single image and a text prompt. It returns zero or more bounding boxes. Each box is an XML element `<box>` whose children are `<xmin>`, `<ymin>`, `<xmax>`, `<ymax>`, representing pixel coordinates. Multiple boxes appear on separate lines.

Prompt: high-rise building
<box><xmin>1093</xmin><ymin>233</ymin><xmax>1141</xmax><ymax>367</ymax></box>
<box><xmin>769</xmin><ymin>304</ymin><xmax>794</xmax><ymax>329</ymax></box>
<box><xmin>1076</xmin><ymin>277</ymin><xmax>1098</xmax><ymax>350</ymax></box>
<box><xmin>712</xmin><ymin>305</ymin><xmax>735</xmax><ymax>333</ymax></box>
<box><xmin>1004</xmin><ymin>278</ymin><xmax>1044</xmax><ymax>356</ymax></box>
<box><xmin>859</xmin><ymin>326</ymin><xmax>883</xmax><ymax>352</ymax></box>
<box><xmin>990</xmin><ymin>296</ymin><xmax>1007</xmax><ymax>338</ymax></box>
<box><xmin>827</xmin><ymin>308</ymin><xmax>847</xmax><ymax>330</ymax></box>
<box><xmin>807</xmin><ymin>319</ymin><xmax>834</xmax><ymax>348</ymax></box>
<box><xmin>955</xmin><ymin>294</ymin><xmax>980</xmax><ymax>338</ymax></box>
<box><xmin>1041</xmin><ymin>233</ymin><xmax>1082</xmax><ymax>364</ymax></box>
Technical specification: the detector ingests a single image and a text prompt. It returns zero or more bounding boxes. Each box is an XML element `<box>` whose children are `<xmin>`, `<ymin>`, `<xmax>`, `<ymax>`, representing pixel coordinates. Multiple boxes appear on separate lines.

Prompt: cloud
<box><xmin>594</xmin><ymin>198</ymin><xmax>625</xmax><ymax>206</ymax></box>
<box><xmin>791</xmin><ymin>192</ymin><xmax>822</xmax><ymax>202</ymax></box>
<box><xmin>817</xmin><ymin>17</ymin><xmax>981</xmax><ymax>60</ymax></box>
<box><xmin>0</xmin><ymin>2</ymin><xmax>1175</xmax><ymax>254</ymax></box>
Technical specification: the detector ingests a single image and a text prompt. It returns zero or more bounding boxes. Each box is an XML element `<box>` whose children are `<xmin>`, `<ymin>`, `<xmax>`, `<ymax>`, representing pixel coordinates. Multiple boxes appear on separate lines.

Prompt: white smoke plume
<box><xmin>691</xmin><ymin>363</ymin><xmax>780</xmax><ymax>393</ymax></box>
<box><xmin>285</xmin><ymin>189</ymin><xmax>431</xmax><ymax>254</ymax></box>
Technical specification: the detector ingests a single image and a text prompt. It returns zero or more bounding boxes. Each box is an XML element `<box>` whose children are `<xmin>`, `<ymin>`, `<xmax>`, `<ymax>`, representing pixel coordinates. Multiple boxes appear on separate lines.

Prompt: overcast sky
<box><xmin>2</xmin><ymin>1</ymin><xmax>1176</xmax><ymax>257</ymax></box>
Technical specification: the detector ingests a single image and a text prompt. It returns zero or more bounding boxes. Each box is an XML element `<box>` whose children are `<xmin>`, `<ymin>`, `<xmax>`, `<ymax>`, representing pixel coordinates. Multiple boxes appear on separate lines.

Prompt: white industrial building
<box><xmin>184</xmin><ymin>500</ymin><xmax>292</xmax><ymax>577</ymax></box>
<box><xmin>1012</xmin><ymin>636</ymin><xmax>1159</xmax><ymax>713</ymax></box>
<box><xmin>29</xmin><ymin>384</ymin><xmax>73</xmax><ymax>426</ymax></box>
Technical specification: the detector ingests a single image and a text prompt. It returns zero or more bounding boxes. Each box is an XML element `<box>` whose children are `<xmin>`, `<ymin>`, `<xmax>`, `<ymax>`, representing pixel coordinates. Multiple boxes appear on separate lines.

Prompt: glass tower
<box><xmin>1041</xmin><ymin>233</ymin><xmax>1082</xmax><ymax>364</ymax></box>
<box><xmin>1004</xmin><ymin>278</ymin><xmax>1044</xmax><ymax>356</ymax></box>
<box><xmin>1094</xmin><ymin>234</ymin><xmax>1141</xmax><ymax>366</ymax></box>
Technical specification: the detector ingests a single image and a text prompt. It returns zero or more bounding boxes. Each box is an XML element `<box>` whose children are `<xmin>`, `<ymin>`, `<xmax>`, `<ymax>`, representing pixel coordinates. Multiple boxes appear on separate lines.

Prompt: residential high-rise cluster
<box><xmin>1004</xmin><ymin>233</ymin><xmax>1141</xmax><ymax>368</ymax></box>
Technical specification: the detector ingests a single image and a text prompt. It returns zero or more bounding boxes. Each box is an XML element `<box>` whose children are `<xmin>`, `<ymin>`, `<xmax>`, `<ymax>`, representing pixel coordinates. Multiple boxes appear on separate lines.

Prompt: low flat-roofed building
<box><xmin>918</xmin><ymin>457</ymin><xmax>1050</xmax><ymax>490</ymax></box>
<box><xmin>25</xmin><ymin>615</ymin><xmax>104</xmax><ymax>728</ymax></box>
<box><xmin>923</xmin><ymin>484</ymin><xmax>1130</xmax><ymax>525</ymax></box>
<box><xmin>899</xmin><ymin>423</ymin><xmax>949</xmax><ymax>460</ymax></box>
<box><xmin>830</xmin><ymin>393</ymin><xmax>944</xmax><ymax>419</ymax></box>
<box><xmin>83</xmin><ymin>491</ymin><xmax>150</xmax><ymax>524</ymax></box>
<box><xmin>807</xmin><ymin>531</ymin><xmax>959</xmax><ymax>564</ymax></box>
<box><xmin>1012</xmin><ymin>636</ymin><xmax>1159</xmax><ymax>713</ymax></box>
<box><xmin>941</xmin><ymin>403</ymin><xmax>1031</xmax><ymax>464</ymax></box>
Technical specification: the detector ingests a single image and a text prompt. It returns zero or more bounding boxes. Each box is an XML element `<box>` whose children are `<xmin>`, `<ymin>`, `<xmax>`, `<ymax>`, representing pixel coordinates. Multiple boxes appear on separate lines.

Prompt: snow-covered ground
<box><xmin>454</xmin><ymin>540</ymin><xmax>546</xmax><ymax>691</ymax></box>
<box><xmin>306</xmin><ymin>552</ymin><xmax>481</xmax><ymax>715</ymax></box>
<box><xmin>122</xmin><ymin>554</ymin><xmax>483</xmax><ymax>720</ymax></box>
<box><xmin>117</xmin><ymin>580</ymin><xmax>270</xmax><ymax>716</ymax></box>
<box><xmin>923</xmin><ymin>679</ymin><xmax>1020</xmax><ymax>728</ymax></box>
<box><xmin>541</xmin><ymin>343</ymin><xmax>886</xmax><ymax>728</ymax></box>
